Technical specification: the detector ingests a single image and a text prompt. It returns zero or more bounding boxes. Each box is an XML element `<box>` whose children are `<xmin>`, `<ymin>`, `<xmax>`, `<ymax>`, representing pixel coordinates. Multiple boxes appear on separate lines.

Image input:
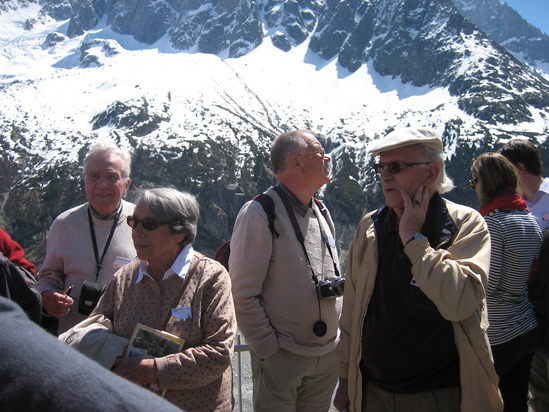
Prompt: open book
<box><xmin>125</xmin><ymin>323</ymin><xmax>185</xmax><ymax>396</ymax></box>
<box><xmin>125</xmin><ymin>323</ymin><xmax>185</xmax><ymax>359</ymax></box>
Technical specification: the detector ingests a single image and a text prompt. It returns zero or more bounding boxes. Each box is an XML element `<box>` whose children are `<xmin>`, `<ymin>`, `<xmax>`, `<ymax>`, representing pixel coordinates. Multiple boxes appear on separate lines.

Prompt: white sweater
<box><xmin>36</xmin><ymin>200</ymin><xmax>136</xmax><ymax>334</ymax></box>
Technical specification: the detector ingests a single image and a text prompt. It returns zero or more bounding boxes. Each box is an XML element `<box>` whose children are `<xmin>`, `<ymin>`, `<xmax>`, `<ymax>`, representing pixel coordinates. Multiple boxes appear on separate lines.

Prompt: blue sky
<box><xmin>501</xmin><ymin>0</ymin><xmax>549</xmax><ymax>35</ymax></box>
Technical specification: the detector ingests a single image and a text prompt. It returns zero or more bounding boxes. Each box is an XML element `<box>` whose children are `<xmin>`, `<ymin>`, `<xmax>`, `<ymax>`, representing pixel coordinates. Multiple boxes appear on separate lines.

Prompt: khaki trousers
<box><xmin>250</xmin><ymin>347</ymin><xmax>338</xmax><ymax>412</ymax></box>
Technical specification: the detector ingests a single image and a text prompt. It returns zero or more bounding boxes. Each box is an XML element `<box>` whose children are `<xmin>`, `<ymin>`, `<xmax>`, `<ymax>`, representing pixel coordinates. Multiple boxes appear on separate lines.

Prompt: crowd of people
<box><xmin>1</xmin><ymin>129</ymin><xmax>548</xmax><ymax>412</ymax></box>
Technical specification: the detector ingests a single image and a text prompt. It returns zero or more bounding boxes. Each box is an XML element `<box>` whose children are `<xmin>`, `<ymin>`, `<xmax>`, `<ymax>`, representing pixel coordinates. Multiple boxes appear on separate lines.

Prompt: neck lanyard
<box><xmin>87</xmin><ymin>206</ymin><xmax>120</xmax><ymax>282</ymax></box>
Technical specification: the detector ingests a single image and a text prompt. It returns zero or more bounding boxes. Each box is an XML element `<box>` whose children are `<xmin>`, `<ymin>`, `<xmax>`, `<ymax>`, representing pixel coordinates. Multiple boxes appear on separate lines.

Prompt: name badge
<box><xmin>171</xmin><ymin>306</ymin><xmax>192</xmax><ymax>321</ymax></box>
<box><xmin>113</xmin><ymin>256</ymin><xmax>132</xmax><ymax>269</ymax></box>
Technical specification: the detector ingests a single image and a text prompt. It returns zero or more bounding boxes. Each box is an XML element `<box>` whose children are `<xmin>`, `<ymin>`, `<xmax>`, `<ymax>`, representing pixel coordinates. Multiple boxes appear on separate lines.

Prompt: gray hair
<box><xmin>83</xmin><ymin>142</ymin><xmax>132</xmax><ymax>178</ymax></box>
<box><xmin>137</xmin><ymin>188</ymin><xmax>199</xmax><ymax>246</ymax></box>
<box><xmin>270</xmin><ymin>130</ymin><xmax>311</xmax><ymax>174</ymax></box>
<box><xmin>423</xmin><ymin>145</ymin><xmax>454</xmax><ymax>194</ymax></box>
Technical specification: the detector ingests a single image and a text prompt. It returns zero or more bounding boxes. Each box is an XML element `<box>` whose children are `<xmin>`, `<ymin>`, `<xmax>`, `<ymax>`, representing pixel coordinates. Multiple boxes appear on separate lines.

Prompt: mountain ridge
<box><xmin>1</xmin><ymin>0</ymin><xmax>548</xmax><ymax>265</ymax></box>
<box><xmin>453</xmin><ymin>0</ymin><xmax>549</xmax><ymax>76</ymax></box>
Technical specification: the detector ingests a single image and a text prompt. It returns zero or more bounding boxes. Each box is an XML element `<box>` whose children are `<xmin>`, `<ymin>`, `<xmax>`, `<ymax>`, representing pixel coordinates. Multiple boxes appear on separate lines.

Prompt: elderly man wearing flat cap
<box><xmin>333</xmin><ymin>128</ymin><xmax>503</xmax><ymax>412</ymax></box>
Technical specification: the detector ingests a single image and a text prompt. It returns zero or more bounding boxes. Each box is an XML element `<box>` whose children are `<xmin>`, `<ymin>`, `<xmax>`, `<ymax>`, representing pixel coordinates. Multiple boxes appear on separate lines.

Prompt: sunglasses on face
<box><xmin>374</xmin><ymin>161</ymin><xmax>431</xmax><ymax>174</ymax></box>
<box><xmin>127</xmin><ymin>215</ymin><xmax>171</xmax><ymax>231</ymax></box>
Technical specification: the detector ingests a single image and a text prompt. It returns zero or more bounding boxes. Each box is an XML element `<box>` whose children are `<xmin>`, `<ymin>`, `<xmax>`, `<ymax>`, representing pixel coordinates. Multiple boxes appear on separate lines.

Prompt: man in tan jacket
<box><xmin>334</xmin><ymin>128</ymin><xmax>503</xmax><ymax>412</ymax></box>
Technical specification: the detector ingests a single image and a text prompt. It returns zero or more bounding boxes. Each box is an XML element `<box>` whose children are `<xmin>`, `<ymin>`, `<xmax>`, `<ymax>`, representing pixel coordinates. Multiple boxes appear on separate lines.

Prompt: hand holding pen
<box><xmin>41</xmin><ymin>285</ymin><xmax>75</xmax><ymax>318</ymax></box>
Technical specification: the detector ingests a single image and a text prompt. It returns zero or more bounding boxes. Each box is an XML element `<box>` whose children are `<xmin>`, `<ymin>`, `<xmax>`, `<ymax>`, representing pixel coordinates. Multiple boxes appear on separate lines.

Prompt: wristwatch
<box><xmin>406</xmin><ymin>233</ymin><xmax>426</xmax><ymax>245</ymax></box>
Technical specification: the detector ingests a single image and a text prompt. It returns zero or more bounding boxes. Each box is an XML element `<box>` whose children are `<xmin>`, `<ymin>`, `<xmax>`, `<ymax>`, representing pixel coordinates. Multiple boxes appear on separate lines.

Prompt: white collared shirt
<box><xmin>528</xmin><ymin>177</ymin><xmax>549</xmax><ymax>232</ymax></box>
<box><xmin>135</xmin><ymin>244</ymin><xmax>195</xmax><ymax>283</ymax></box>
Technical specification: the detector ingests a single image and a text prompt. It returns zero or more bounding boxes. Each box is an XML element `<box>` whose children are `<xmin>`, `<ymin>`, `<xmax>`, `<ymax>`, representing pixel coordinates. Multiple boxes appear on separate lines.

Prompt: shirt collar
<box><xmin>135</xmin><ymin>244</ymin><xmax>195</xmax><ymax>283</ymax></box>
<box><xmin>534</xmin><ymin>177</ymin><xmax>549</xmax><ymax>200</ymax></box>
<box><xmin>88</xmin><ymin>203</ymin><xmax>122</xmax><ymax>221</ymax></box>
<box><xmin>278</xmin><ymin>183</ymin><xmax>310</xmax><ymax>217</ymax></box>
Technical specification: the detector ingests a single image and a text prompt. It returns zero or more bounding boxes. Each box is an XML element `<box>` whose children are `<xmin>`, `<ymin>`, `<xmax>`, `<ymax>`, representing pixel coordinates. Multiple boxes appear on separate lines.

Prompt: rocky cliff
<box><xmin>1</xmin><ymin>0</ymin><xmax>548</xmax><ymax>267</ymax></box>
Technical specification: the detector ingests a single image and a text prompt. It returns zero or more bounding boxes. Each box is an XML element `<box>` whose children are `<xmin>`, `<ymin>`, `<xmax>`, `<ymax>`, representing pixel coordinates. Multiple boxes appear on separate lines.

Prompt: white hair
<box><xmin>83</xmin><ymin>142</ymin><xmax>132</xmax><ymax>178</ymax></box>
<box><xmin>137</xmin><ymin>188</ymin><xmax>199</xmax><ymax>246</ymax></box>
<box><xmin>424</xmin><ymin>145</ymin><xmax>454</xmax><ymax>194</ymax></box>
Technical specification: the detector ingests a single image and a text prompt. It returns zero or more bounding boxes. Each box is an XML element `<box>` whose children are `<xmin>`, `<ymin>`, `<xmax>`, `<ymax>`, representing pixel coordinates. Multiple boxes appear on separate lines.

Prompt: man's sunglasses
<box><xmin>374</xmin><ymin>162</ymin><xmax>431</xmax><ymax>174</ymax></box>
<box><xmin>127</xmin><ymin>216</ymin><xmax>172</xmax><ymax>231</ymax></box>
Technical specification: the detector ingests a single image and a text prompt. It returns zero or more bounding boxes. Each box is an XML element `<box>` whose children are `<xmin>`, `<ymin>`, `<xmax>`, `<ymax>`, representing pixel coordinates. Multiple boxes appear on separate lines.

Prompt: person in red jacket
<box><xmin>0</xmin><ymin>227</ymin><xmax>36</xmax><ymax>274</ymax></box>
<box><xmin>0</xmin><ymin>227</ymin><xmax>41</xmax><ymax>323</ymax></box>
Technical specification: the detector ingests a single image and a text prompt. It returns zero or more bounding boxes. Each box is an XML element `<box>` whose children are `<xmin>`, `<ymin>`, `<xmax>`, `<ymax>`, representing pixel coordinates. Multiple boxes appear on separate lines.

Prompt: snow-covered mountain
<box><xmin>1</xmin><ymin>0</ymin><xmax>549</xmax><ymax>264</ymax></box>
<box><xmin>453</xmin><ymin>0</ymin><xmax>549</xmax><ymax>77</ymax></box>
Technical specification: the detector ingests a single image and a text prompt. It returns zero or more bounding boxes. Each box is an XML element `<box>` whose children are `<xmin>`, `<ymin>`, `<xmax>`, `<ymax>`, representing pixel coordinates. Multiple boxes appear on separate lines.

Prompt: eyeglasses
<box><xmin>296</xmin><ymin>148</ymin><xmax>326</xmax><ymax>157</ymax></box>
<box><xmin>469</xmin><ymin>178</ymin><xmax>478</xmax><ymax>189</ymax></box>
<box><xmin>127</xmin><ymin>216</ymin><xmax>172</xmax><ymax>231</ymax></box>
<box><xmin>374</xmin><ymin>162</ymin><xmax>431</xmax><ymax>174</ymax></box>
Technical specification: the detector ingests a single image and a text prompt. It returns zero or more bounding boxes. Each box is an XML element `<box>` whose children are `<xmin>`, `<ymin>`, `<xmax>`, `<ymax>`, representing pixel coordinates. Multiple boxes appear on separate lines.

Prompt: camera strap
<box><xmin>273</xmin><ymin>185</ymin><xmax>338</xmax><ymax>337</ymax></box>
<box><xmin>272</xmin><ymin>186</ymin><xmax>339</xmax><ymax>280</ymax></box>
<box><xmin>87</xmin><ymin>206</ymin><xmax>120</xmax><ymax>282</ymax></box>
<box><xmin>273</xmin><ymin>186</ymin><xmax>314</xmax><ymax>272</ymax></box>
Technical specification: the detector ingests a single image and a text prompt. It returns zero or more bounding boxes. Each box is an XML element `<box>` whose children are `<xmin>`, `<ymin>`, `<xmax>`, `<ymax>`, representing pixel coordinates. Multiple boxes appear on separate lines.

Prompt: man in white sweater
<box><xmin>499</xmin><ymin>138</ymin><xmax>549</xmax><ymax>412</ymax></box>
<box><xmin>499</xmin><ymin>139</ymin><xmax>549</xmax><ymax>232</ymax></box>
<box><xmin>229</xmin><ymin>130</ymin><xmax>342</xmax><ymax>412</ymax></box>
<box><xmin>36</xmin><ymin>142</ymin><xmax>136</xmax><ymax>335</ymax></box>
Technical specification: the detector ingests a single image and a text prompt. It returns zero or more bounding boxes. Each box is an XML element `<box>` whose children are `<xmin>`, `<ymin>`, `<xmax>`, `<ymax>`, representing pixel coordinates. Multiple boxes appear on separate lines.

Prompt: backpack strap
<box><xmin>253</xmin><ymin>193</ymin><xmax>279</xmax><ymax>238</ymax></box>
<box><xmin>214</xmin><ymin>193</ymin><xmax>279</xmax><ymax>271</ymax></box>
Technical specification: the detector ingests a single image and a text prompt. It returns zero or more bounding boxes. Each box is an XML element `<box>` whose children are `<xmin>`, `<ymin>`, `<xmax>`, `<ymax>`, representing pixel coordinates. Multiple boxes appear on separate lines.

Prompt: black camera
<box><xmin>316</xmin><ymin>277</ymin><xmax>345</xmax><ymax>299</ymax></box>
<box><xmin>78</xmin><ymin>280</ymin><xmax>107</xmax><ymax>316</ymax></box>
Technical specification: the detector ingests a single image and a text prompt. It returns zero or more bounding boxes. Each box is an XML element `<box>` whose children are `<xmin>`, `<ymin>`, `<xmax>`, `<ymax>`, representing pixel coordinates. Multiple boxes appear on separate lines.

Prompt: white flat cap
<box><xmin>368</xmin><ymin>127</ymin><xmax>443</xmax><ymax>156</ymax></box>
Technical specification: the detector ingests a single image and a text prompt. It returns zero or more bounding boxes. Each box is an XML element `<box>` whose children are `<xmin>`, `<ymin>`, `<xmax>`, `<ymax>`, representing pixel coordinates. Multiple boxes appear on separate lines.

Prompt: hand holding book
<box><xmin>111</xmin><ymin>357</ymin><xmax>156</xmax><ymax>386</ymax></box>
<box><xmin>125</xmin><ymin>323</ymin><xmax>185</xmax><ymax>359</ymax></box>
<box><xmin>115</xmin><ymin>323</ymin><xmax>186</xmax><ymax>396</ymax></box>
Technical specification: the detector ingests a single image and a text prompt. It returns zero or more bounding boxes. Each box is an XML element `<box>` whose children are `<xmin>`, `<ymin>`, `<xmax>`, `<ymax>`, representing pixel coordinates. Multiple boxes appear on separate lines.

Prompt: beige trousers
<box><xmin>250</xmin><ymin>347</ymin><xmax>338</xmax><ymax>412</ymax></box>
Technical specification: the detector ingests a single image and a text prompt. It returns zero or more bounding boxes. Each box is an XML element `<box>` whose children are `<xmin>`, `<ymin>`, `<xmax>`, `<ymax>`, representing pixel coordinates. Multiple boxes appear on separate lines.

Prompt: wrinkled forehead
<box><xmin>86</xmin><ymin>152</ymin><xmax>125</xmax><ymax>174</ymax></box>
<box><xmin>302</xmin><ymin>132</ymin><xmax>322</xmax><ymax>148</ymax></box>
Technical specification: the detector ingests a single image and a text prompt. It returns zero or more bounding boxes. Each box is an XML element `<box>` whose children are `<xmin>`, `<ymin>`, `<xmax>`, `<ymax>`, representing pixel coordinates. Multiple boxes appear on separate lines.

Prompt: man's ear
<box><xmin>124</xmin><ymin>178</ymin><xmax>132</xmax><ymax>195</ymax></box>
<box><xmin>515</xmin><ymin>162</ymin><xmax>527</xmax><ymax>174</ymax></box>
<box><xmin>290</xmin><ymin>154</ymin><xmax>302</xmax><ymax>170</ymax></box>
<box><xmin>425</xmin><ymin>162</ymin><xmax>441</xmax><ymax>186</ymax></box>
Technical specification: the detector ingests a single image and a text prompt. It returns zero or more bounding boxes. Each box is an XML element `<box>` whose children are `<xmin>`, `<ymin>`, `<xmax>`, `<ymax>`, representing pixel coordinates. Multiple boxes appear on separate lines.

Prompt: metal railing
<box><xmin>231</xmin><ymin>334</ymin><xmax>338</xmax><ymax>412</ymax></box>
<box><xmin>233</xmin><ymin>334</ymin><xmax>251</xmax><ymax>412</ymax></box>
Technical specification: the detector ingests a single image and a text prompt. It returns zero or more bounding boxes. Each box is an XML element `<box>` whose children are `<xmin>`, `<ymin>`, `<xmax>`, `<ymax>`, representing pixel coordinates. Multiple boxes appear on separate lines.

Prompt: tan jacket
<box><xmin>338</xmin><ymin>196</ymin><xmax>503</xmax><ymax>412</ymax></box>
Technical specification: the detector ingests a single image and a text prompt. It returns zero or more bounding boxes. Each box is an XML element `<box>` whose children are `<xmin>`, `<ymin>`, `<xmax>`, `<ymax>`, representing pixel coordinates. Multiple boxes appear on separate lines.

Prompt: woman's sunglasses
<box><xmin>127</xmin><ymin>216</ymin><xmax>171</xmax><ymax>231</ymax></box>
<box><xmin>469</xmin><ymin>178</ymin><xmax>478</xmax><ymax>190</ymax></box>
